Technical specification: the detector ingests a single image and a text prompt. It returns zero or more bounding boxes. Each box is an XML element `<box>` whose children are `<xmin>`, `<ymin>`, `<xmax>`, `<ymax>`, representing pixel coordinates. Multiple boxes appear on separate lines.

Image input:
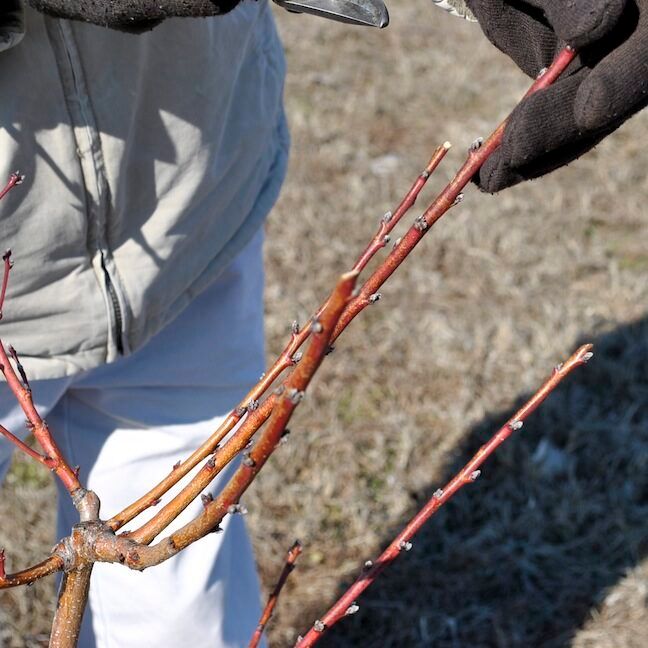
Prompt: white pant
<box><xmin>0</xmin><ymin>230</ymin><xmax>267</xmax><ymax>647</ymax></box>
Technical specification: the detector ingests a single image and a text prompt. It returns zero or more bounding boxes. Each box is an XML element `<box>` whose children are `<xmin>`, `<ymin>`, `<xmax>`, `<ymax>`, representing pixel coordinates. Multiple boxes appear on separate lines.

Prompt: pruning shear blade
<box><xmin>273</xmin><ymin>0</ymin><xmax>389</xmax><ymax>28</ymax></box>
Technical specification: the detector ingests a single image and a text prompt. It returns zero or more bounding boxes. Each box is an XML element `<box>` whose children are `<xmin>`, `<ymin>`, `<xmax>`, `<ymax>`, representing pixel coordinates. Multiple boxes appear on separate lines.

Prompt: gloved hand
<box><xmin>464</xmin><ymin>0</ymin><xmax>648</xmax><ymax>192</ymax></box>
<box><xmin>27</xmin><ymin>0</ymin><xmax>242</xmax><ymax>33</ymax></box>
<box><xmin>0</xmin><ymin>1</ymin><xmax>25</xmax><ymax>52</ymax></box>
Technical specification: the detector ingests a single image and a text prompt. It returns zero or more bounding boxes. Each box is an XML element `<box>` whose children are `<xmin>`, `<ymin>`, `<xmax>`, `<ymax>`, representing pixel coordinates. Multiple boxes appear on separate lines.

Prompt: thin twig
<box><xmin>109</xmin><ymin>47</ymin><xmax>576</xmax><ymax>542</ymax></box>
<box><xmin>0</xmin><ymin>250</ymin><xmax>13</xmax><ymax>321</ymax></box>
<box><xmin>295</xmin><ymin>344</ymin><xmax>594</xmax><ymax>647</ymax></box>
<box><xmin>94</xmin><ymin>272</ymin><xmax>357</xmax><ymax>569</ymax></box>
<box><xmin>0</xmin><ymin>423</ymin><xmax>51</xmax><ymax>467</ymax></box>
<box><xmin>249</xmin><ymin>540</ymin><xmax>303</xmax><ymax>648</ymax></box>
<box><xmin>0</xmin><ymin>554</ymin><xmax>65</xmax><ymax>589</ymax></box>
<box><xmin>0</xmin><ymin>172</ymin><xmax>24</xmax><ymax>203</ymax></box>
<box><xmin>0</xmin><ymin>340</ymin><xmax>81</xmax><ymax>494</ymax></box>
<box><xmin>107</xmin><ymin>146</ymin><xmax>450</xmax><ymax>532</ymax></box>
<box><xmin>331</xmin><ymin>47</ymin><xmax>576</xmax><ymax>340</ymax></box>
<box><xmin>0</xmin><ymin>252</ymin><xmax>82</xmax><ymax>495</ymax></box>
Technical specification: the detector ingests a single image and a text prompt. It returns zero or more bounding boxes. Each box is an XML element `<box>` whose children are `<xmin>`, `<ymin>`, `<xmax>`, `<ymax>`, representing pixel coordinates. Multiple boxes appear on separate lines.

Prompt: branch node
<box><xmin>247</xmin><ymin>399</ymin><xmax>259</xmax><ymax>412</ymax></box>
<box><xmin>242</xmin><ymin>453</ymin><xmax>256</xmax><ymax>468</ymax></box>
<box><xmin>291</xmin><ymin>351</ymin><xmax>304</xmax><ymax>364</ymax></box>
<box><xmin>398</xmin><ymin>540</ymin><xmax>413</xmax><ymax>552</ymax></box>
<box><xmin>345</xmin><ymin>603</ymin><xmax>360</xmax><ymax>616</ymax></box>
<box><xmin>310</xmin><ymin>319</ymin><xmax>323</xmax><ymax>334</ymax></box>
<box><xmin>312</xmin><ymin>620</ymin><xmax>326</xmax><ymax>633</ymax></box>
<box><xmin>368</xmin><ymin>293</ymin><xmax>382</xmax><ymax>304</ymax></box>
<box><xmin>291</xmin><ymin>320</ymin><xmax>300</xmax><ymax>335</ymax></box>
<box><xmin>228</xmin><ymin>503</ymin><xmax>248</xmax><ymax>516</ymax></box>
<box><xmin>201</xmin><ymin>493</ymin><xmax>214</xmax><ymax>508</ymax></box>
<box><xmin>509</xmin><ymin>420</ymin><xmax>524</xmax><ymax>431</ymax></box>
<box><xmin>392</xmin><ymin>237</ymin><xmax>402</xmax><ymax>250</ymax></box>
<box><xmin>279</xmin><ymin>429</ymin><xmax>291</xmax><ymax>445</ymax></box>
<box><xmin>381</xmin><ymin>211</ymin><xmax>393</xmax><ymax>224</ymax></box>
<box><xmin>469</xmin><ymin>137</ymin><xmax>484</xmax><ymax>151</ymax></box>
<box><xmin>452</xmin><ymin>193</ymin><xmax>465</xmax><ymax>207</ymax></box>
<box><xmin>287</xmin><ymin>388</ymin><xmax>305</xmax><ymax>405</ymax></box>
<box><xmin>433</xmin><ymin>488</ymin><xmax>444</xmax><ymax>500</ymax></box>
<box><xmin>414</xmin><ymin>216</ymin><xmax>428</xmax><ymax>232</ymax></box>
<box><xmin>469</xmin><ymin>470</ymin><xmax>481</xmax><ymax>482</ymax></box>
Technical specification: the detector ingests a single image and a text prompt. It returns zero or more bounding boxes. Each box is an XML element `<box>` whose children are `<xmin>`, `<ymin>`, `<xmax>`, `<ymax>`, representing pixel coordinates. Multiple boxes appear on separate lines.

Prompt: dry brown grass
<box><xmin>1</xmin><ymin>1</ymin><xmax>647</xmax><ymax>646</ymax></box>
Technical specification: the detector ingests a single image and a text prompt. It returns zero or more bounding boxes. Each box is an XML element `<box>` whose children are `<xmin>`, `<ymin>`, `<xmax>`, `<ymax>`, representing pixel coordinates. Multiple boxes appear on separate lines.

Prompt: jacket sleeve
<box><xmin>27</xmin><ymin>0</ymin><xmax>244</xmax><ymax>32</ymax></box>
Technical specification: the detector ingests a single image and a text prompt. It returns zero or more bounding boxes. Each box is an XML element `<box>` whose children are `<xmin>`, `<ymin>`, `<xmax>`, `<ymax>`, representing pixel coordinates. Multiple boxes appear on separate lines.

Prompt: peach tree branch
<box><xmin>249</xmin><ymin>540</ymin><xmax>303</xmax><ymax>648</ymax></box>
<box><xmin>295</xmin><ymin>344</ymin><xmax>594</xmax><ymax>647</ymax></box>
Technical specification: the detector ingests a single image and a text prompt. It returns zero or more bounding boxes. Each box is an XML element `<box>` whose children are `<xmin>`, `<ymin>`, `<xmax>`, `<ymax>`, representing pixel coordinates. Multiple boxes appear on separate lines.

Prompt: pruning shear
<box><xmin>272</xmin><ymin>0</ymin><xmax>389</xmax><ymax>28</ymax></box>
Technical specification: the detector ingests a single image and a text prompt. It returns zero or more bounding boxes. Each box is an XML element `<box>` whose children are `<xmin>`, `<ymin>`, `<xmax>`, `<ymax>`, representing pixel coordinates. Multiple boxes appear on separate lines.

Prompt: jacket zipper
<box><xmin>54</xmin><ymin>20</ymin><xmax>127</xmax><ymax>357</ymax></box>
<box><xmin>101</xmin><ymin>254</ymin><xmax>125</xmax><ymax>355</ymax></box>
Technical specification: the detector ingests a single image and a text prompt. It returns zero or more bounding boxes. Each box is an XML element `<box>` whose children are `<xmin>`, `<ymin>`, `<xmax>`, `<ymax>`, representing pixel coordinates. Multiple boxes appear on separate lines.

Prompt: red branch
<box><xmin>0</xmin><ymin>250</ymin><xmax>82</xmax><ymax>495</ymax></box>
<box><xmin>331</xmin><ymin>47</ymin><xmax>576</xmax><ymax>340</ymax></box>
<box><xmin>107</xmin><ymin>144</ymin><xmax>450</xmax><ymax>533</ymax></box>
<box><xmin>295</xmin><ymin>344</ymin><xmax>594</xmax><ymax>646</ymax></box>
<box><xmin>0</xmin><ymin>250</ymin><xmax>13</xmax><ymax>321</ymax></box>
<box><xmin>110</xmin><ymin>47</ymin><xmax>575</xmax><ymax>540</ymax></box>
<box><xmin>249</xmin><ymin>540</ymin><xmax>303</xmax><ymax>648</ymax></box>
<box><xmin>0</xmin><ymin>172</ymin><xmax>24</xmax><ymax>203</ymax></box>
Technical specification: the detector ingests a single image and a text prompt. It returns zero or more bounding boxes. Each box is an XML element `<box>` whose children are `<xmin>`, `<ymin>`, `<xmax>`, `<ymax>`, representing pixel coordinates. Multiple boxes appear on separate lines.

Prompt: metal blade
<box><xmin>272</xmin><ymin>0</ymin><xmax>389</xmax><ymax>28</ymax></box>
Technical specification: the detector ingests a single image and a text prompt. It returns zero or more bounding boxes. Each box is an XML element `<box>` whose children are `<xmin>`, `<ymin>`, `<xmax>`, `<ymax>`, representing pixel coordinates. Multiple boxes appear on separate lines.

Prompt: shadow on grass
<box><xmin>319</xmin><ymin>317</ymin><xmax>648</xmax><ymax>647</ymax></box>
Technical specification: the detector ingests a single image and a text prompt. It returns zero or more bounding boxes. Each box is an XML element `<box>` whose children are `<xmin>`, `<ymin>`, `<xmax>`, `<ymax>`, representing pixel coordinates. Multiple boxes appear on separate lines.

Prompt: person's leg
<box><xmin>49</xmin><ymin>228</ymin><xmax>267</xmax><ymax>647</ymax></box>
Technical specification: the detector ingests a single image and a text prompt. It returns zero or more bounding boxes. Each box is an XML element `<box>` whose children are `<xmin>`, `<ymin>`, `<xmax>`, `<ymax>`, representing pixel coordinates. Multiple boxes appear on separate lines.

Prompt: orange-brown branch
<box><xmin>249</xmin><ymin>540</ymin><xmax>303</xmax><ymax>648</ymax></box>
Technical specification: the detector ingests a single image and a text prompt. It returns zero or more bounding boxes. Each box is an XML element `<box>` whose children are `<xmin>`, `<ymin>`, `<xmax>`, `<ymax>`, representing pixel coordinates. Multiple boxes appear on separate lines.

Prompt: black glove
<box><xmin>27</xmin><ymin>0</ymin><xmax>243</xmax><ymax>33</ymax></box>
<box><xmin>465</xmin><ymin>0</ymin><xmax>648</xmax><ymax>192</ymax></box>
<box><xmin>0</xmin><ymin>1</ymin><xmax>24</xmax><ymax>50</ymax></box>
